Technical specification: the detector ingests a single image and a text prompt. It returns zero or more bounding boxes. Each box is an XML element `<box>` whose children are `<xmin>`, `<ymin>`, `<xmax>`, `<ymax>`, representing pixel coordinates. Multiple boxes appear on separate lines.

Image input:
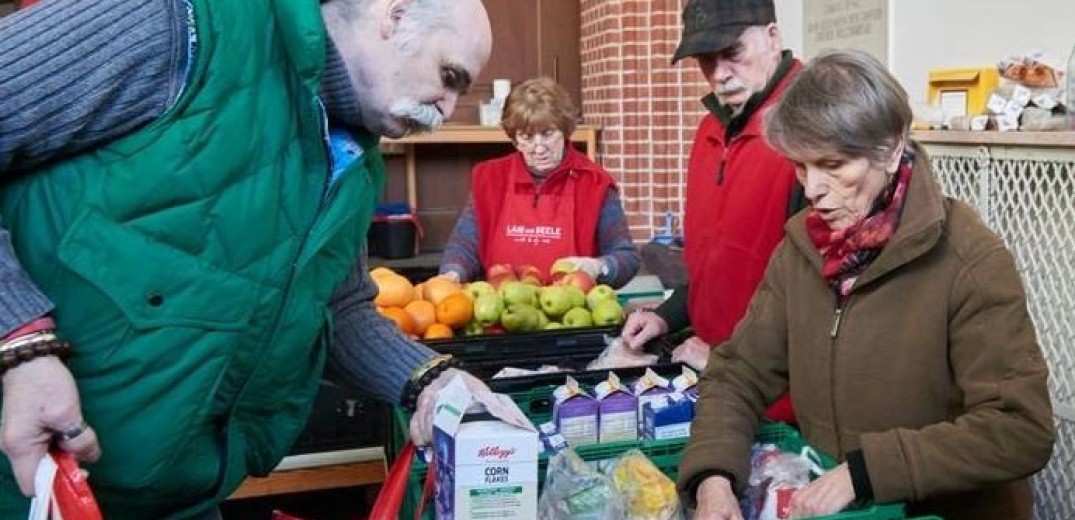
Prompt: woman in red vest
<box><xmin>439</xmin><ymin>77</ymin><xmax>639</xmax><ymax>288</ymax></box>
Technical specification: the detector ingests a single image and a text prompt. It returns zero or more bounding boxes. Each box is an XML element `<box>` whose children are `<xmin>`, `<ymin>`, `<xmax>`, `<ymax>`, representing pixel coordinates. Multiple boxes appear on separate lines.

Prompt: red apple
<box><xmin>515</xmin><ymin>264</ymin><xmax>546</xmax><ymax>286</ymax></box>
<box><xmin>555</xmin><ymin>270</ymin><xmax>596</xmax><ymax>294</ymax></box>
<box><xmin>486</xmin><ymin>263</ymin><xmax>517</xmax><ymax>289</ymax></box>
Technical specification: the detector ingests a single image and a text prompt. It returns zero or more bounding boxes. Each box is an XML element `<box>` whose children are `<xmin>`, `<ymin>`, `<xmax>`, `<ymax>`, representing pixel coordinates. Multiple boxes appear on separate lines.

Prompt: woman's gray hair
<box><xmin>764</xmin><ymin>49</ymin><xmax>912</xmax><ymax>166</ymax></box>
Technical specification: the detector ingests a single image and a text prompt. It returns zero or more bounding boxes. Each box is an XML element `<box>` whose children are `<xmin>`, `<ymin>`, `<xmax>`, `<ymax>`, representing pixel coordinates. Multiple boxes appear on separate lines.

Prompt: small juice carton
<box><xmin>631</xmin><ymin>368</ymin><xmax>673</xmax><ymax>432</ymax></box>
<box><xmin>552</xmin><ymin>376</ymin><xmax>598</xmax><ymax>447</ymax></box>
<box><xmin>641</xmin><ymin>393</ymin><xmax>695</xmax><ymax>440</ymax></box>
<box><xmin>433</xmin><ymin>375</ymin><xmax>539</xmax><ymax>520</ymax></box>
<box><xmin>593</xmin><ymin>372</ymin><xmax>638</xmax><ymax>443</ymax></box>
<box><xmin>672</xmin><ymin>366</ymin><xmax>700</xmax><ymax>402</ymax></box>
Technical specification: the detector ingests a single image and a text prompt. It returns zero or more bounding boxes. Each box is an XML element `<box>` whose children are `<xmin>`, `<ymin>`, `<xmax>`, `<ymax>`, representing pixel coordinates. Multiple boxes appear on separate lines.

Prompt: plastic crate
<box><xmin>419</xmin><ymin>326</ymin><xmax>624</xmax><ymax>380</ymax></box>
<box><xmin>390</xmin><ymin>386</ymin><xmax>910</xmax><ymax>520</ymax></box>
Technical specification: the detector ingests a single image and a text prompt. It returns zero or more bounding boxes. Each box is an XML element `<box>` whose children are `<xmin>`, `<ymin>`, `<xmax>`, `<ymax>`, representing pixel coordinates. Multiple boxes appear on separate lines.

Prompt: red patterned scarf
<box><xmin>807</xmin><ymin>150</ymin><xmax>914</xmax><ymax>301</ymax></box>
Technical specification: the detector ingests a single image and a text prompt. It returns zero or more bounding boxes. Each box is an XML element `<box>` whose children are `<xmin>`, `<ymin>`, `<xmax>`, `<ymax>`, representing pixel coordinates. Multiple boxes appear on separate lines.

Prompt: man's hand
<box><xmin>619</xmin><ymin>310</ymin><xmax>669</xmax><ymax>351</ymax></box>
<box><xmin>671</xmin><ymin>335</ymin><xmax>711</xmax><ymax>371</ymax></box>
<box><xmin>789</xmin><ymin>463</ymin><xmax>855</xmax><ymax>518</ymax></box>
<box><xmin>695</xmin><ymin>475</ymin><xmax>744</xmax><ymax>520</ymax></box>
<box><xmin>1</xmin><ymin>356</ymin><xmax>100</xmax><ymax>496</ymax></box>
<box><xmin>408</xmin><ymin>368</ymin><xmax>489</xmax><ymax>446</ymax></box>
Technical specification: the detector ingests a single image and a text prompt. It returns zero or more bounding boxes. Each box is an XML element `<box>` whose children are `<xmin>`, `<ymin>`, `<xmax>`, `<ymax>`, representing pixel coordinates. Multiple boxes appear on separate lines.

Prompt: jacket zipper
<box><xmin>829</xmin><ymin>300</ymin><xmax>847</xmax><ymax>457</ymax></box>
<box><xmin>230</xmin><ymin>98</ymin><xmax>337</xmax><ymax>416</ymax></box>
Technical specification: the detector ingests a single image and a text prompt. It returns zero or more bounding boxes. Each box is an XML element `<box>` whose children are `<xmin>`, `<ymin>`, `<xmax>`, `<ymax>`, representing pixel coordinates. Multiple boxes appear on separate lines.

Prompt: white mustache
<box><xmin>716</xmin><ymin>79</ymin><xmax>746</xmax><ymax>95</ymax></box>
<box><xmin>389</xmin><ymin>100</ymin><xmax>444</xmax><ymax>132</ymax></box>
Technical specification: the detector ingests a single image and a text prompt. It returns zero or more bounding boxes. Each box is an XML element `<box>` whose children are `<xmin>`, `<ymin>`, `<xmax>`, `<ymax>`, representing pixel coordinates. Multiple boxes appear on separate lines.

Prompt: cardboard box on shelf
<box><xmin>928</xmin><ymin>67</ymin><xmax>1000</xmax><ymax>120</ymax></box>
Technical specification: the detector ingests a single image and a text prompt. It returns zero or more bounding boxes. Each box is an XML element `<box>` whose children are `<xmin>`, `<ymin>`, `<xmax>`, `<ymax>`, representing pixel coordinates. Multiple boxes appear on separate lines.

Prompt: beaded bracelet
<box><xmin>401</xmin><ymin>354</ymin><xmax>461</xmax><ymax>412</ymax></box>
<box><xmin>0</xmin><ymin>338</ymin><xmax>73</xmax><ymax>376</ymax></box>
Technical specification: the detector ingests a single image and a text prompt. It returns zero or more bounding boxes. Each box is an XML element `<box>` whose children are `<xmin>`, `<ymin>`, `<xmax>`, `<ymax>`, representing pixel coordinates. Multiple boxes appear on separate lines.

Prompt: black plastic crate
<box><xmin>419</xmin><ymin>326</ymin><xmax>628</xmax><ymax>380</ymax></box>
<box><xmin>289</xmin><ymin>378</ymin><xmax>387</xmax><ymax>455</ymax></box>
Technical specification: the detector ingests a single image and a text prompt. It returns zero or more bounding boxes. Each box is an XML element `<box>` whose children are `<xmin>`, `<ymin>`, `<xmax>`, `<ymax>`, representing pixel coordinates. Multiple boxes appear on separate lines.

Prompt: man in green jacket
<box><xmin>0</xmin><ymin>0</ymin><xmax>491</xmax><ymax>518</ymax></box>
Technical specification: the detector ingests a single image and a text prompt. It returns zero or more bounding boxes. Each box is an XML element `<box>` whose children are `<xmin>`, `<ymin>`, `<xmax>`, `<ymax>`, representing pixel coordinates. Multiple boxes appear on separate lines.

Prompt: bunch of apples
<box><xmin>461</xmin><ymin>260</ymin><xmax>625</xmax><ymax>336</ymax></box>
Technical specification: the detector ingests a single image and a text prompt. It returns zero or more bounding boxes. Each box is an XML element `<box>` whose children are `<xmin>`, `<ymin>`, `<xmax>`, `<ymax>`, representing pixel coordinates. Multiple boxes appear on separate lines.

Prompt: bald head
<box><xmin>323</xmin><ymin>0</ymin><xmax>492</xmax><ymax>137</ymax></box>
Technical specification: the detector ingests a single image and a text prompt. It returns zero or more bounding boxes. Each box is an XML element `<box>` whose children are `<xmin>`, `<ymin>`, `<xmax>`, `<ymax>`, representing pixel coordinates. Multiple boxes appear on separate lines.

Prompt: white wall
<box><xmin>775</xmin><ymin>0</ymin><xmax>1075</xmax><ymax>105</ymax></box>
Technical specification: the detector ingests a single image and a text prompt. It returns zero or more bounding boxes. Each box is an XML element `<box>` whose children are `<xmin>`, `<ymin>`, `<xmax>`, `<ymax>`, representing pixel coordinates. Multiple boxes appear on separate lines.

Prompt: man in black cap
<box><xmin>621</xmin><ymin>0</ymin><xmax>802</xmax><ymax>511</ymax></box>
<box><xmin>622</xmin><ymin>0</ymin><xmax>801</xmax><ymax>381</ymax></box>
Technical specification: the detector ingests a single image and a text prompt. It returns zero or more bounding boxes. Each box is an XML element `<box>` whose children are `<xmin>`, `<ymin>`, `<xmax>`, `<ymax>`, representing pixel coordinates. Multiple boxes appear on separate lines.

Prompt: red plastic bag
<box><xmin>368</xmin><ymin>442</ymin><xmax>434</xmax><ymax>520</ymax></box>
<box><xmin>28</xmin><ymin>450</ymin><xmax>103</xmax><ymax>520</ymax></box>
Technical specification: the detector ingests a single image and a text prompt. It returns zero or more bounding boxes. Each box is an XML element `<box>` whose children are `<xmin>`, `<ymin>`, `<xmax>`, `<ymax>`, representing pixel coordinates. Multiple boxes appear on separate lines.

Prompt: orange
<box><xmin>378</xmin><ymin>306</ymin><xmax>415</xmax><ymax>335</ymax></box>
<box><xmin>423</xmin><ymin>276</ymin><xmax>462</xmax><ymax>305</ymax></box>
<box><xmin>374</xmin><ymin>274</ymin><xmax>414</xmax><ymax>308</ymax></box>
<box><xmin>369</xmin><ymin>267</ymin><xmax>397</xmax><ymax>280</ymax></box>
<box><xmin>435</xmin><ymin>292</ymin><xmax>473</xmax><ymax>328</ymax></box>
<box><xmin>423</xmin><ymin>323</ymin><xmax>454</xmax><ymax>340</ymax></box>
<box><xmin>404</xmin><ymin>300</ymin><xmax>437</xmax><ymax>336</ymax></box>
<box><xmin>413</xmin><ymin>282</ymin><xmax>426</xmax><ymax>302</ymax></box>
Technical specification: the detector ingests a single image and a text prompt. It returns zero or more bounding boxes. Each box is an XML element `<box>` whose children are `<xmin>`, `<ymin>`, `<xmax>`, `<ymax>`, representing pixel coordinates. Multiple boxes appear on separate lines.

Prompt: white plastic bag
<box><xmin>586</xmin><ymin>337</ymin><xmax>658</xmax><ymax>370</ymax></box>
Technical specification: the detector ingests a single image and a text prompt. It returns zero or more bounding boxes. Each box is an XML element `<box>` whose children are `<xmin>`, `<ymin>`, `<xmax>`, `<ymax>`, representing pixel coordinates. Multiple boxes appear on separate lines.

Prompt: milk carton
<box><xmin>552</xmin><ymin>376</ymin><xmax>599</xmax><ymax>447</ymax></box>
<box><xmin>593</xmin><ymin>372</ymin><xmax>638</xmax><ymax>443</ymax></box>
<box><xmin>671</xmin><ymin>366</ymin><xmax>700</xmax><ymax>402</ymax></box>
<box><xmin>632</xmin><ymin>368</ymin><xmax>673</xmax><ymax>432</ymax></box>
<box><xmin>641</xmin><ymin>393</ymin><xmax>694</xmax><ymax>440</ymax></box>
<box><xmin>433</xmin><ymin>375</ymin><xmax>539</xmax><ymax>520</ymax></box>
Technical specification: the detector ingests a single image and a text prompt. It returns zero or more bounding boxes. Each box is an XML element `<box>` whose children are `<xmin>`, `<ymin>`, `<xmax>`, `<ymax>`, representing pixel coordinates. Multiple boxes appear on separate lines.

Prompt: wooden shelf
<box><xmin>229</xmin><ymin>449</ymin><xmax>387</xmax><ymax>500</ymax></box>
<box><xmin>380</xmin><ymin>125</ymin><xmax>601</xmax><ymax>212</ymax></box>
<box><xmin>912</xmin><ymin>130</ymin><xmax>1075</xmax><ymax>148</ymax></box>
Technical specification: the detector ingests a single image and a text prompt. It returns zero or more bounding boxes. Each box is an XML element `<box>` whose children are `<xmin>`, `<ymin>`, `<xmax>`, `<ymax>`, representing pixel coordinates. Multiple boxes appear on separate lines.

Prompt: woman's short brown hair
<box><xmin>501</xmin><ymin>77</ymin><xmax>577</xmax><ymax>139</ymax></box>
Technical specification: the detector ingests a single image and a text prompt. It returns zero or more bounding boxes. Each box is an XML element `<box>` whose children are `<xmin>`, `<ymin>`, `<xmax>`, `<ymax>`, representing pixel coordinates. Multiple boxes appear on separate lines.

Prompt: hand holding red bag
<box><xmin>28</xmin><ymin>450</ymin><xmax>103</xmax><ymax>520</ymax></box>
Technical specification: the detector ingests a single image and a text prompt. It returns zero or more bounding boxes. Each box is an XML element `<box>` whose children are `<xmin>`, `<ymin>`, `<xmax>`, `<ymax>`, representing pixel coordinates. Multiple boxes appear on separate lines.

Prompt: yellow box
<box><xmin>927</xmin><ymin>67</ymin><xmax>1000</xmax><ymax>118</ymax></box>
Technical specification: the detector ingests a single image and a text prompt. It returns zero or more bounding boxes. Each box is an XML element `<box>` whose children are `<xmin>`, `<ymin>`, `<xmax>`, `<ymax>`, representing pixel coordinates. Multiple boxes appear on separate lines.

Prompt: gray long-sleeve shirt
<box><xmin>0</xmin><ymin>0</ymin><xmax>434</xmax><ymax>404</ymax></box>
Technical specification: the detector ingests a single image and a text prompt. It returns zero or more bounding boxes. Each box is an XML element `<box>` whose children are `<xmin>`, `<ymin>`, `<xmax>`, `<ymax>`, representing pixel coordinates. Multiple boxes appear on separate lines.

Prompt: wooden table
<box><xmin>381</xmin><ymin>125</ymin><xmax>601</xmax><ymax>212</ymax></box>
<box><xmin>229</xmin><ymin>447</ymin><xmax>387</xmax><ymax>500</ymax></box>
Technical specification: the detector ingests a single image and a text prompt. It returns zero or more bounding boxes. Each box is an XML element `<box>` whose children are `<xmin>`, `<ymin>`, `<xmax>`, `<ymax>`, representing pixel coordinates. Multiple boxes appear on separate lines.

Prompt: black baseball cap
<box><xmin>672</xmin><ymin>0</ymin><xmax>776</xmax><ymax>65</ymax></box>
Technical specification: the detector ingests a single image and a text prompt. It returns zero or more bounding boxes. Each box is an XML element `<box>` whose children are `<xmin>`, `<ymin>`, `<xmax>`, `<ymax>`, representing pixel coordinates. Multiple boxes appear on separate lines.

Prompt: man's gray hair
<box><xmin>326</xmin><ymin>0</ymin><xmax>453</xmax><ymax>56</ymax></box>
<box><xmin>764</xmin><ymin>49</ymin><xmax>912</xmax><ymax>166</ymax></box>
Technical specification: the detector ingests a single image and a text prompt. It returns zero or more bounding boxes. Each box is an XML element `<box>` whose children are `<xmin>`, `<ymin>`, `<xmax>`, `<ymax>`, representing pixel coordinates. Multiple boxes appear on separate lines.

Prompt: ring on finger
<box><xmin>54</xmin><ymin>421</ymin><xmax>89</xmax><ymax>443</ymax></box>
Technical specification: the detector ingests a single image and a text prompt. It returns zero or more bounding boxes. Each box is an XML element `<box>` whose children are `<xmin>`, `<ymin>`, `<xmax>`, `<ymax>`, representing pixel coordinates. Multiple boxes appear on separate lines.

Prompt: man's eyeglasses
<box><xmin>515</xmin><ymin>128</ymin><xmax>564</xmax><ymax>149</ymax></box>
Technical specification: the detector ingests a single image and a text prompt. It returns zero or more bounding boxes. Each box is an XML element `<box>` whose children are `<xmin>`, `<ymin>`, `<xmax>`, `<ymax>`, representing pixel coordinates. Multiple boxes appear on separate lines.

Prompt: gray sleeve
<box><xmin>0</xmin><ymin>0</ymin><xmax>185</xmax><ymax>335</ymax></box>
<box><xmin>329</xmin><ymin>246</ymin><xmax>437</xmax><ymax>404</ymax></box>
<box><xmin>0</xmin><ymin>0</ymin><xmax>185</xmax><ymax>172</ymax></box>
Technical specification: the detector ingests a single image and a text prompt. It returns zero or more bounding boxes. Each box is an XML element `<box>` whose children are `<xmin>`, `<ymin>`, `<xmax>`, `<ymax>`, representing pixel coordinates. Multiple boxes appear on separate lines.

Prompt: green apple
<box><xmin>543</xmin><ymin>322</ymin><xmax>564</xmax><ymax>330</ymax></box>
<box><xmin>464</xmin><ymin>281</ymin><xmax>496</xmax><ymax>301</ymax></box>
<box><xmin>561</xmin><ymin>307</ymin><xmax>594</xmax><ymax>328</ymax></box>
<box><xmin>464</xmin><ymin>320</ymin><xmax>484</xmax><ymax>336</ymax></box>
<box><xmin>473</xmin><ymin>293</ymin><xmax>505</xmax><ymax>326</ymax></box>
<box><xmin>563</xmin><ymin>285</ymin><xmax>586</xmax><ymax>309</ymax></box>
<box><xmin>537</xmin><ymin>310</ymin><xmax>550</xmax><ymax>329</ymax></box>
<box><xmin>499</xmin><ymin>281</ymin><xmax>538</xmax><ymax>307</ymax></box>
<box><xmin>549</xmin><ymin>258</ymin><xmax>578</xmax><ymax>276</ymax></box>
<box><xmin>500</xmin><ymin>303</ymin><xmax>543</xmax><ymax>333</ymax></box>
<box><xmin>538</xmin><ymin>285</ymin><xmax>574</xmax><ymax>319</ymax></box>
<box><xmin>590</xmin><ymin>299</ymin><xmax>625</xmax><ymax>326</ymax></box>
<box><xmin>585</xmin><ymin>284</ymin><xmax>617</xmax><ymax>310</ymax></box>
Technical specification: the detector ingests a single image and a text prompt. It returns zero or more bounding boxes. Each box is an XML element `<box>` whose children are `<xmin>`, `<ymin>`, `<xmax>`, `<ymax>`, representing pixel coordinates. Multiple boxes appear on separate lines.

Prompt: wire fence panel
<box><xmin>924</xmin><ymin>142</ymin><xmax>1075</xmax><ymax>520</ymax></box>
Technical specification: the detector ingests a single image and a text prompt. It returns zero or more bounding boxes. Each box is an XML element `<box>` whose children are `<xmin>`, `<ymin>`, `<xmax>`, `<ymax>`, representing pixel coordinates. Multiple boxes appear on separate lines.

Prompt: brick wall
<box><xmin>580</xmin><ymin>0</ymin><xmax>708</xmax><ymax>242</ymax></box>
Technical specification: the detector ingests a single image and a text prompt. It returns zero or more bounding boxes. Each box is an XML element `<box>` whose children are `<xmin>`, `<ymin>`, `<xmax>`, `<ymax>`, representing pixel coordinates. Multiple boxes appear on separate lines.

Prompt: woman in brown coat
<box><xmin>678</xmin><ymin>49</ymin><xmax>1055</xmax><ymax>520</ymax></box>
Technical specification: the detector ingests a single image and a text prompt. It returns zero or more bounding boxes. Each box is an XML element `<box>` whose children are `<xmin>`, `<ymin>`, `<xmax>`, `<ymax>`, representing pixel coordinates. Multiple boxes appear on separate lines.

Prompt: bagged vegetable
<box><xmin>538</xmin><ymin>449</ymin><xmax>625</xmax><ymax>520</ymax></box>
<box><xmin>607</xmin><ymin>449</ymin><xmax>682</xmax><ymax>520</ymax></box>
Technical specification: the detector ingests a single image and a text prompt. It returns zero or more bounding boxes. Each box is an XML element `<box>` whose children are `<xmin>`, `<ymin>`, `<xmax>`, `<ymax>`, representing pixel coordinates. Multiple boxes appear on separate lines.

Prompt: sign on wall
<box><xmin>803</xmin><ymin>0</ymin><xmax>888</xmax><ymax>64</ymax></box>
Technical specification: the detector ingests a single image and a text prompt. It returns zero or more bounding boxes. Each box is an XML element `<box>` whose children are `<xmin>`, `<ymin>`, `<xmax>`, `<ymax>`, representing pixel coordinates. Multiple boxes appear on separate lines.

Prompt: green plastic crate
<box><xmin>390</xmin><ymin>392</ymin><xmax>909</xmax><ymax>520</ymax></box>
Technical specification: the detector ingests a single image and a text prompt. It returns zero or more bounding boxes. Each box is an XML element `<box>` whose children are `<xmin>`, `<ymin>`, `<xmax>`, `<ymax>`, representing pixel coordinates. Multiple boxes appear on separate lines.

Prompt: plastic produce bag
<box><xmin>538</xmin><ymin>449</ymin><xmax>625</xmax><ymax>520</ymax></box>
<box><xmin>28</xmin><ymin>451</ymin><xmax>103</xmax><ymax>520</ymax></box>
<box><xmin>586</xmin><ymin>337</ymin><xmax>658</xmax><ymax>370</ymax></box>
<box><xmin>607</xmin><ymin>449</ymin><xmax>682</xmax><ymax>520</ymax></box>
<box><xmin>740</xmin><ymin>444</ymin><xmax>823</xmax><ymax>520</ymax></box>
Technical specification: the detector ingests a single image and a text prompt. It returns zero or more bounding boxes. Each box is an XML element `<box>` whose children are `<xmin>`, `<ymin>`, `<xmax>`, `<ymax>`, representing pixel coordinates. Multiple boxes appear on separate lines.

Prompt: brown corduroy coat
<box><xmin>678</xmin><ymin>145</ymin><xmax>1055</xmax><ymax>520</ymax></box>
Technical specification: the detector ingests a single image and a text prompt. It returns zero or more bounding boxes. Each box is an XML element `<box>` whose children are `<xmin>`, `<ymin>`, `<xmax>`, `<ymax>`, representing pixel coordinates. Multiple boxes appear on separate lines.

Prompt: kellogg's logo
<box><xmin>477</xmin><ymin>446</ymin><xmax>516</xmax><ymax>459</ymax></box>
